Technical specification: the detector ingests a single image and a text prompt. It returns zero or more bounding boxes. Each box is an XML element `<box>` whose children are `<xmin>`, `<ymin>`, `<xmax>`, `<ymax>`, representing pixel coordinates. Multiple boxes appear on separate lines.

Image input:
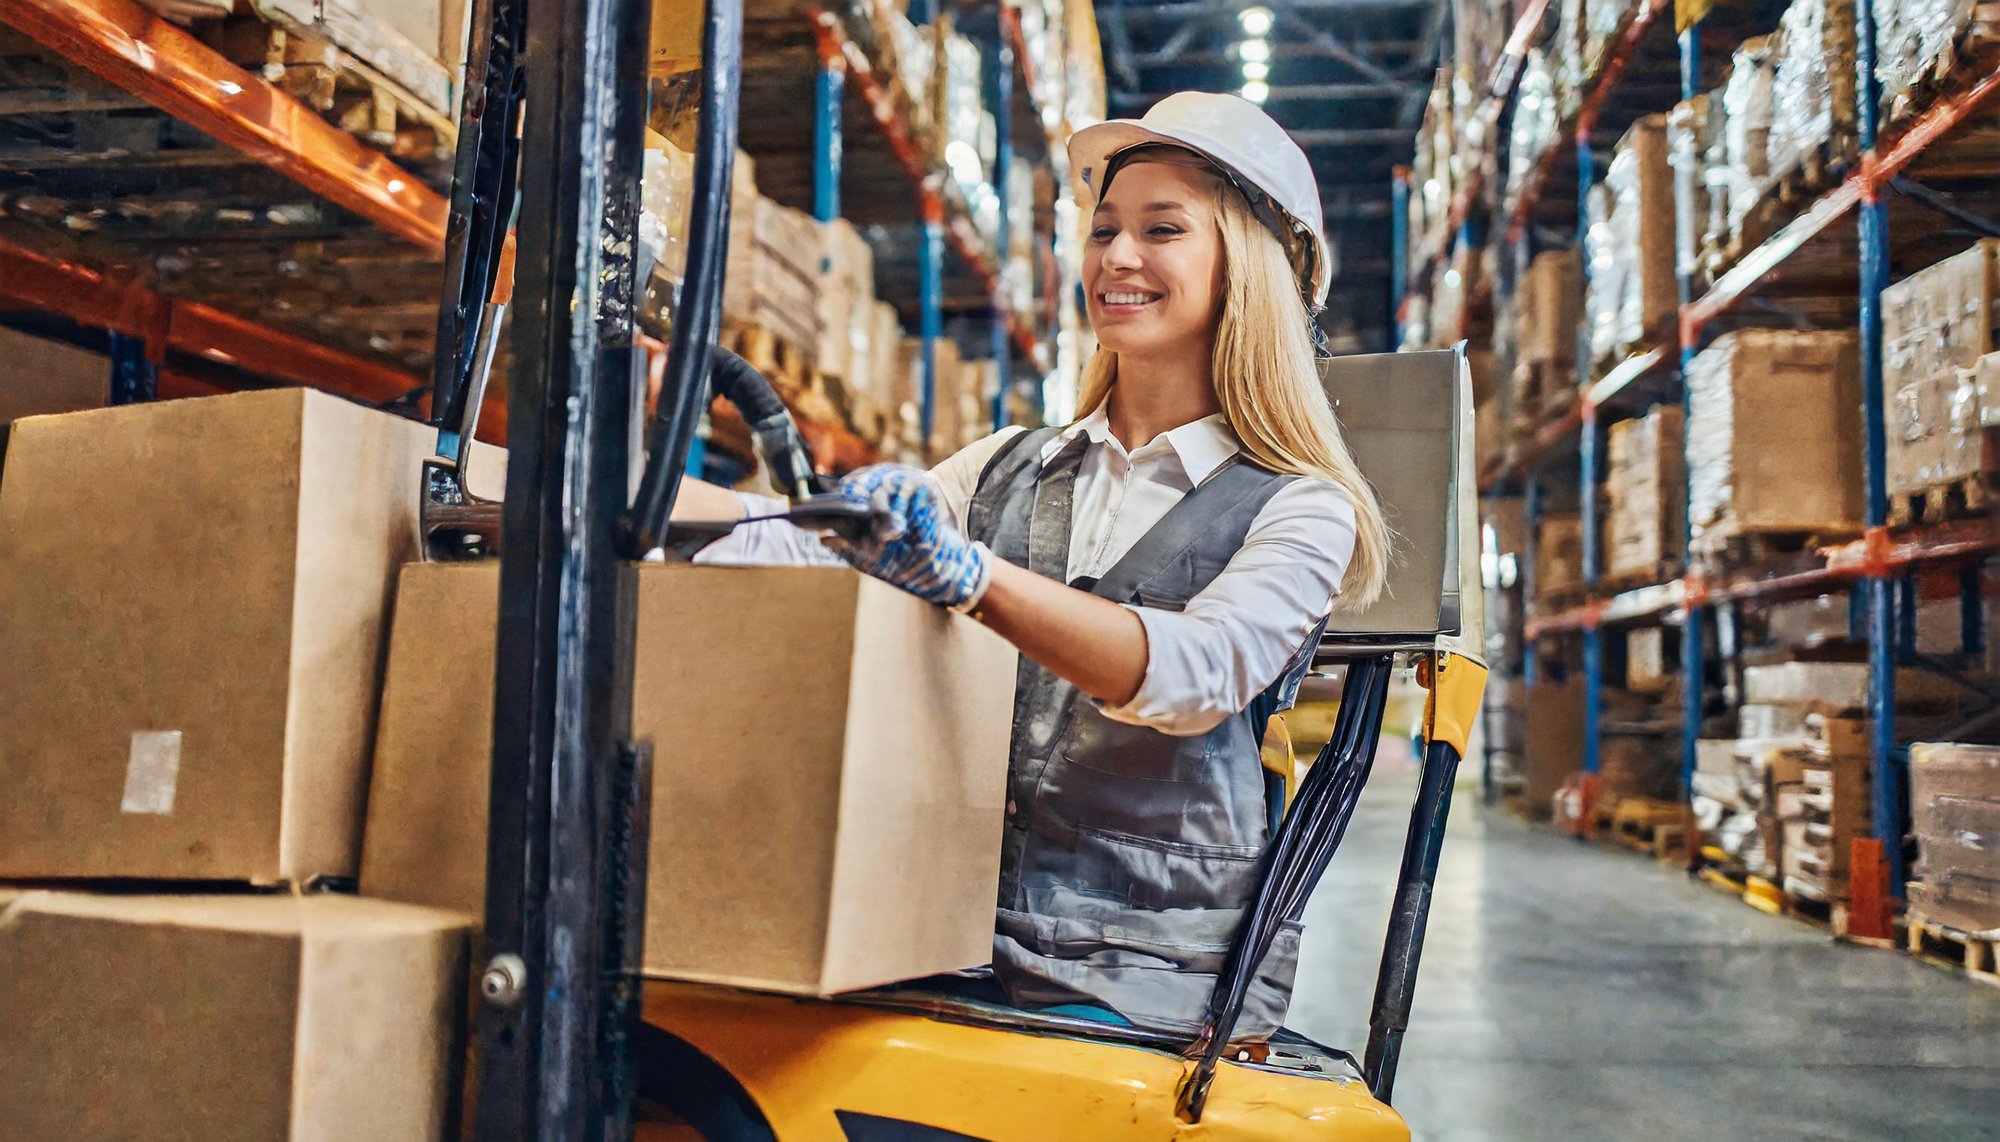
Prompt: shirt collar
<box><xmin>1060</xmin><ymin>405</ymin><xmax>1243</xmax><ymax>485</ymax></box>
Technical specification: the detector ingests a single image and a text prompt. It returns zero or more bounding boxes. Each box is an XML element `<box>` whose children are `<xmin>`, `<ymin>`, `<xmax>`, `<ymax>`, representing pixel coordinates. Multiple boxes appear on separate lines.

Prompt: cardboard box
<box><xmin>1882</xmin><ymin>241</ymin><xmax>2000</xmax><ymax>496</ymax></box>
<box><xmin>0</xmin><ymin>390</ymin><xmax>503</xmax><ymax>883</ymax></box>
<box><xmin>0</xmin><ymin>891</ymin><xmax>469</xmax><ymax>1140</ymax></box>
<box><xmin>1908</xmin><ymin>876</ymin><xmax>2000</xmax><ymax>936</ymax></box>
<box><xmin>0</xmin><ymin>327</ymin><xmax>106</xmax><ymax>424</ymax></box>
<box><xmin>1599</xmin><ymin>734</ymin><xmax>1680</xmax><ymax>800</ymax></box>
<box><xmin>1604</xmin><ymin>405</ymin><xmax>1685</xmax><ymax>583</ymax></box>
<box><xmin>1912</xmin><ymin>743</ymin><xmax>2000</xmax><ymax>884</ymax></box>
<box><xmin>1520</xmin><ymin>249</ymin><xmax>1584</xmax><ymax>369</ymax></box>
<box><xmin>1585</xmin><ymin>116</ymin><xmax>1678</xmax><ymax>362</ymax></box>
<box><xmin>363</xmin><ymin>561</ymin><xmax>1019</xmax><ymax>997</ymax></box>
<box><xmin>1534</xmin><ymin>513</ymin><xmax>1585</xmax><ymax>601</ymax></box>
<box><xmin>1626</xmin><ymin>626</ymin><xmax>1671</xmax><ymax>694</ymax></box>
<box><xmin>1741</xmin><ymin>662</ymin><xmax>1960</xmax><ymax>714</ymax></box>
<box><xmin>1521</xmin><ymin>682</ymin><xmax>1586</xmax><ymax>816</ymax></box>
<box><xmin>1685</xmin><ymin>330</ymin><xmax>1865</xmax><ymax>554</ymax></box>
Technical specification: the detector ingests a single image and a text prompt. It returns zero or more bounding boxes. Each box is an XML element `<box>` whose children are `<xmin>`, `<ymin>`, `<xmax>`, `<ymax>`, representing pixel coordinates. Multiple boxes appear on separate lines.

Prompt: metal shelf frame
<box><xmin>1455</xmin><ymin>0</ymin><xmax>1999</xmax><ymax>917</ymax></box>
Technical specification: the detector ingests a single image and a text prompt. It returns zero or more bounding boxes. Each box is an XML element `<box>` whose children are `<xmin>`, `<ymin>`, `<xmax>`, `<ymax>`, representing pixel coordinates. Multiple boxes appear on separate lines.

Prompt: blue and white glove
<box><xmin>824</xmin><ymin>464</ymin><xmax>992</xmax><ymax>611</ymax></box>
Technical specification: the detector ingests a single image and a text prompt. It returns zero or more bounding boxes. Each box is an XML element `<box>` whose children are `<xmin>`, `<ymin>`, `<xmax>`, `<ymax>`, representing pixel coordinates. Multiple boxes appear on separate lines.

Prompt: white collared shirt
<box><xmin>697</xmin><ymin>407</ymin><xmax>1357</xmax><ymax>737</ymax></box>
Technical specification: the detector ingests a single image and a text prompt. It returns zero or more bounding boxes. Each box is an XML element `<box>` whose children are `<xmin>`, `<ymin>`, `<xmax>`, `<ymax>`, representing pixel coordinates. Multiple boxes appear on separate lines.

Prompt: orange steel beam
<box><xmin>0</xmin><ymin>0</ymin><xmax>447</xmax><ymax>253</ymax></box>
<box><xmin>0</xmin><ymin>238</ymin><xmax>446</xmax><ymax>411</ymax></box>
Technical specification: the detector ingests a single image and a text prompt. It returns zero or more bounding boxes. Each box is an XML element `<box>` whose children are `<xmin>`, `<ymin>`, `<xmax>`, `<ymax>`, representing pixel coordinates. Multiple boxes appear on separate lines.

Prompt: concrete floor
<box><xmin>1288</xmin><ymin>752</ymin><xmax>2000</xmax><ymax>1142</ymax></box>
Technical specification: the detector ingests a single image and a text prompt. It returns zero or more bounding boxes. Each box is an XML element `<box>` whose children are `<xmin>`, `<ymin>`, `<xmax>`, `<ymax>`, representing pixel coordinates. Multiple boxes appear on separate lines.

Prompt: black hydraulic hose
<box><xmin>1176</xmin><ymin>654</ymin><xmax>1395</xmax><ymax>1122</ymax></box>
<box><xmin>706</xmin><ymin>345</ymin><xmax>818</xmax><ymax>501</ymax></box>
<box><xmin>621</xmin><ymin>0</ymin><xmax>744</xmax><ymax>557</ymax></box>
<box><xmin>1364</xmin><ymin>734</ymin><xmax>1466</xmax><ymax>1104</ymax></box>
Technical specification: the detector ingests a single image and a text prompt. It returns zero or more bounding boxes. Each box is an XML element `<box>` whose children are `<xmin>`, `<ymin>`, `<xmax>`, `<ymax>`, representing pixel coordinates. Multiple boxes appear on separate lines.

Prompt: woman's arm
<box><xmin>975</xmin><ymin>560</ymin><xmax>1149</xmax><ymax>706</ymax></box>
<box><xmin>669</xmin><ymin>477</ymin><xmax>748</xmax><ymax>521</ymax></box>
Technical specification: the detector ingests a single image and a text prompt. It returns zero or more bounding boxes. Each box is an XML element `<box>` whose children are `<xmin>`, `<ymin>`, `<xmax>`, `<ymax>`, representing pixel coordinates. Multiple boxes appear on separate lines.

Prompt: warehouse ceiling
<box><xmin>1096</xmin><ymin>0</ymin><xmax>1448</xmax><ymax>353</ymax></box>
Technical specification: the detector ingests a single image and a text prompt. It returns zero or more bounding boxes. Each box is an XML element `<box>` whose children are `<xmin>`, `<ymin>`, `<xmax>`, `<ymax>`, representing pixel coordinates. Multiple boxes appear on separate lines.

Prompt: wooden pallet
<box><xmin>1906</xmin><ymin>914</ymin><xmax>2000</xmax><ymax>988</ymax></box>
<box><xmin>1600</xmin><ymin>560</ymin><xmax>1682</xmax><ymax>593</ymax></box>
<box><xmin>1691</xmin><ymin>526</ymin><xmax>1857</xmax><ymax>574</ymax></box>
<box><xmin>1889</xmin><ymin>468</ymin><xmax>1998</xmax><ymax>527</ymax></box>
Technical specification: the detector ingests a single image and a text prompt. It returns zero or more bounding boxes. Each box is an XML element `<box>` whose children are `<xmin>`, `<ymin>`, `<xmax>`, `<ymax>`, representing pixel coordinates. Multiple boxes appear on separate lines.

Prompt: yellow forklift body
<box><xmin>641</xmin><ymin>982</ymin><xmax>1410</xmax><ymax>1142</ymax></box>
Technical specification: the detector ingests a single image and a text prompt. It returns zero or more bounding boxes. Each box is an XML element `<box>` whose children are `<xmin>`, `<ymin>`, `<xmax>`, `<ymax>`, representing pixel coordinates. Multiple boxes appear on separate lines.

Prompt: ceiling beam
<box><xmin>1118</xmin><ymin>0</ymin><xmax>1440</xmax><ymax>18</ymax></box>
<box><xmin>1290</xmin><ymin>127</ymin><xmax>1419</xmax><ymax>146</ymax></box>
<box><xmin>1130</xmin><ymin>40</ymin><xmax>1426</xmax><ymax>68</ymax></box>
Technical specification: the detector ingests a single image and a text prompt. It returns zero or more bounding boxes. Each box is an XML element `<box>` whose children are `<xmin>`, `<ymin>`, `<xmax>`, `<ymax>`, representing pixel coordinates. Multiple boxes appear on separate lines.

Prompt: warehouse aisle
<box><xmin>1289</xmin><ymin>758</ymin><xmax>2000</xmax><ymax>1142</ymax></box>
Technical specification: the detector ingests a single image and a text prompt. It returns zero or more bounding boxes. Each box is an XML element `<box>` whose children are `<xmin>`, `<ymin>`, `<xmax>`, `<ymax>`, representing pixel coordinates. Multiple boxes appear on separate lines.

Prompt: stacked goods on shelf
<box><xmin>363</xmin><ymin>561</ymin><xmax>1019</xmax><ymax>995</ymax></box>
<box><xmin>1584</xmin><ymin>117</ymin><xmax>1677</xmax><ymax>366</ymax></box>
<box><xmin>1534</xmin><ymin>512</ymin><xmax>1586</xmax><ymax>602</ymax></box>
<box><xmin>817</xmin><ymin>219</ymin><xmax>889</xmax><ymax>441</ymax></box>
<box><xmin>1603</xmin><ymin>404</ymin><xmax>1686</xmax><ymax>586</ymax></box>
<box><xmin>1514</xmin><ymin>249</ymin><xmax>1584</xmax><ymax>420</ymax></box>
<box><xmin>730</xmin><ymin>191</ymin><xmax>826</xmax><ymax>358</ymax></box>
<box><xmin>1520</xmin><ymin>680</ymin><xmax>1587</xmax><ymax>819</ymax></box>
<box><xmin>1766</xmin><ymin>0</ymin><xmax>1858</xmax><ymax>184</ymax></box>
<box><xmin>1874</xmin><ymin>0</ymin><xmax>2000</xmax><ymax>122</ymax></box>
<box><xmin>1909</xmin><ymin>743</ymin><xmax>2000</xmax><ymax>934</ymax></box>
<box><xmin>0</xmin><ymin>327</ymin><xmax>108</xmax><ymax>424</ymax></box>
<box><xmin>866</xmin><ymin>0</ymin><xmax>938</xmax><ymax>149</ymax></box>
<box><xmin>1770</xmin><ymin>714</ymin><xmax>1872</xmax><ymax>903</ymax></box>
<box><xmin>1667</xmin><ymin>96</ymin><xmax>1720</xmax><ymax>288</ymax></box>
<box><xmin>1716</xmin><ymin>36</ymin><xmax>1778</xmax><ymax>261</ymax></box>
<box><xmin>0</xmin><ymin>393</ymin><xmax>494</xmax><ymax>1132</ymax></box>
<box><xmin>1626</xmin><ymin>626</ymin><xmax>1674</xmax><ymax>695</ymax></box>
<box><xmin>1691</xmin><ymin>737</ymin><xmax>1780</xmax><ymax>879</ymax></box>
<box><xmin>1882</xmin><ymin>242</ymin><xmax>2000</xmax><ymax>521</ymax></box>
<box><xmin>1555</xmin><ymin>0</ymin><xmax>1641</xmax><ymax>113</ymax></box>
<box><xmin>1685</xmin><ymin>330</ymin><xmax>1865</xmax><ymax>564</ymax></box>
<box><xmin>1507</xmin><ymin>49</ymin><xmax>1560</xmax><ymax>206</ymax></box>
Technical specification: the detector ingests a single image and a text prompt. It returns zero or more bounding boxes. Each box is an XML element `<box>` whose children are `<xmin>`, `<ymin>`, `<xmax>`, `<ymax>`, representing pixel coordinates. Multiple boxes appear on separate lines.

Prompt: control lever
<box><xmin>421</xmin><ymin>224</ymin><xmax>517</xmax><ymax>561</ymax></box>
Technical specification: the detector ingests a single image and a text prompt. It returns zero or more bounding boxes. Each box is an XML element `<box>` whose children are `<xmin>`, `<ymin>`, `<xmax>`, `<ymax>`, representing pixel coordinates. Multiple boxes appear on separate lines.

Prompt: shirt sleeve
<box><xmin>691</xmin><ymin>427</ymin><xmax>1028</xmax><ymax>567</ymax></box>
<box><xmin>1096</xmin><ymin>478</ymin><xmax>1357</xmax><ymax>737</ymax></box>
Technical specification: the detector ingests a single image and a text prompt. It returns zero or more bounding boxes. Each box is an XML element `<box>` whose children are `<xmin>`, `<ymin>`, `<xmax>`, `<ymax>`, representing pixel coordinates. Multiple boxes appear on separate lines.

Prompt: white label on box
<box><xmin>120</xmin><ymin>730</ymin><xmax>182</xmax><ymax>815</ymax></box>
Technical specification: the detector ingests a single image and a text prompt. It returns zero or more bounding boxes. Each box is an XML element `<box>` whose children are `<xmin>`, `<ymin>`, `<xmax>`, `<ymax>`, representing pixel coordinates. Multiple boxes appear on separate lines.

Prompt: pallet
<box><xmin>1600</xmin><ymin>560</ymin><xmax>1682</xmax><ymax>593</ymax></box>
<box><xmin>1889</xmin><ymin>469</ymin><xmax>1997</xmax><ymax>527</ymax></box>
<box><xmin>1690</xmin><ymin>526</ymin><xmax>1857</xmax><ymax>574</ymax></box>
<box><xmin>1906</xmin><ymin>914</ymin><xmax>2000</xmax><ymax>988</ymax></box>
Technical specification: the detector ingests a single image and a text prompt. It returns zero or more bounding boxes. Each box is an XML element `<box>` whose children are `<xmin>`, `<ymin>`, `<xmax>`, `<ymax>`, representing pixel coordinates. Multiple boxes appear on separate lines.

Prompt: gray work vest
<box><xmin>965</xmin><ymin>427</ymin><xmax>1320</xmax><ymax>1039</ymax></box>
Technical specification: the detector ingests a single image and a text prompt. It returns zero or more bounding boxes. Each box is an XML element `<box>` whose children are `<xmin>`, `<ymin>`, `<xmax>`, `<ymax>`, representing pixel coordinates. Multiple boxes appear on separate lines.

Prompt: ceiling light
<box><xmin>1239</xmin><ymin>6</ymin><xmax>1274</xmax><ymax>36</ymax></box>
<box><xmin>1242</xmin><ymin>60</ymin><xmax>1269</xmax><ymax>81</ymax></box>
<box><xmin>1239</xmin><ymin>38</ymin><xmax>1271</xmax><ymax>63</ymax></box>
<box><xmin>1241</xmin><ymin>80</ymin><xmax>1270</xmax><ymax>104</ymax></box>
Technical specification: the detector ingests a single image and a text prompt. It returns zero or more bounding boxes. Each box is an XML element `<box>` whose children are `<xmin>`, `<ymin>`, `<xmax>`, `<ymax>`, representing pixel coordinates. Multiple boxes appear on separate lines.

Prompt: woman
<box><xmin>680</xmin><ymin>92</ymin><xmax>1388</xmax><ymax>1038</ymax></box>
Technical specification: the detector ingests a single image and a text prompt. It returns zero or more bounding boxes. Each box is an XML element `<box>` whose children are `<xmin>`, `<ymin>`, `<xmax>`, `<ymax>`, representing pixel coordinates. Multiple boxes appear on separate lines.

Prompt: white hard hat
<box><xmin>1068</xmin><ymin>91</ymin><xmax>1332</xmax><ymax>307</ymax></box>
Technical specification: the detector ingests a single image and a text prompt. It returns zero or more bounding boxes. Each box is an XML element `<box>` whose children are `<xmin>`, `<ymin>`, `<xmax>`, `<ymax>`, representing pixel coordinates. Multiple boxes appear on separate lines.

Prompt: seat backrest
<box><xmin>1317</xmin><ymin>346</ymin><xmax>1482</xmax><ymax>662</ymax></box>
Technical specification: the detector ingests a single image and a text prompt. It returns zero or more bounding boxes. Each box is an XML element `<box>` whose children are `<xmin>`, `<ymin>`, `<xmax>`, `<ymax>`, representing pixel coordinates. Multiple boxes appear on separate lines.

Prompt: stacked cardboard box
<box><xmin>1520</xmin><ymin>681</ymin><xmax>1587</xmax><ymax>819</ymax></box>
<box><xmin>0</xmin><ymin>393</ymin><xmax>492</xmax><ymax>1134</ymax></box>
<box><xmin>1882</xmin><ymin>241</ymin><xmax>2000</xmax><ymax>503</ymax></box>
<box><xmin>363</xmin><ymin>562</ymin><xmax>1020</xmax><ymax>995</ymax></box>
<box><xmin>1626</xmin><ymin>626</ymin><xmax>1673</xmax><ymax>695</ymax></box>
<box><xmin>0</xmin><ymin>326</ymin><xmax>107</xmax><ymax>425</ymax></box>
<box><xmin>1685</xmin><ymin>330</ymin><xmax>1864</xmax><ymax>560</ymax></box>
<box><xmin>1515</xmin><ymin>249</ymin><xmax>1584</xmax><ymax>417</ymax></box>
<box><xmin>1909</xmin><ymin>742</ymin><xmax>2000</xmax><ymax>934</ymax></box>
<box><xmin>1584</xmin><ymin>117</ymin><xmax>1677</xmax><ymax>365</ymax></box>
<box><xmin>1604</xmin><ymin>405</ymin><xmax>1686</xmax><ymax>585</ymax></box>
<box><xmin>1534</xmin><ymin>513</ymin><xmax>1586</xmax><ymax>602</ymax></box>
<box><xmin>1772</xmin><ymin>716</ymin><xmax>1873</xmax><ymax>901</ymax></box>
<box><xmin>816</xmin><ymin>218</ymin><xmax>881</xmax><ymax>400</ymax></box>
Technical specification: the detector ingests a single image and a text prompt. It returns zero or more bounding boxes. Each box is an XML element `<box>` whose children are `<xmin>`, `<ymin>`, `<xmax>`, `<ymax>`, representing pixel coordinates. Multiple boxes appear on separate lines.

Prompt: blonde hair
<box><xmin>1076</xmin><ymin>174</ymin><xmax>1389</xmax><ymax>609</ymax></box>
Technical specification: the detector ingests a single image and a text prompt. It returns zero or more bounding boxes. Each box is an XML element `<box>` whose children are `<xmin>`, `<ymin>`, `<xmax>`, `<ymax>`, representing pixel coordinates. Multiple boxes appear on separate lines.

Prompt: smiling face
<box><xmin>1082</xmin><ymin>158</ymin><xmax>1226</xmax><ymax>361</ymax></box>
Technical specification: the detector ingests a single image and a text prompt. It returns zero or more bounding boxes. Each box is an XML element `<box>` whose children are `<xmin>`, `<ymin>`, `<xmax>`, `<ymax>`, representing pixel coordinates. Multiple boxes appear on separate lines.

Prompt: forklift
<box><xmin>428</xmin><ymin>0</ymin><xmax>1487</xmax><ymax>1137</ymax></box>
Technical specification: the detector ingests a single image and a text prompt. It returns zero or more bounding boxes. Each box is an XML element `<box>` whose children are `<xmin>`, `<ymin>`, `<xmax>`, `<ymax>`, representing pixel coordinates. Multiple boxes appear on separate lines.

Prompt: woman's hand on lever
<box><xmin>668</xmin><ymin>476</ymin><xmax>748</xmax><ymax>522</ymax></box>
<box><xmin>826</xmin><ymin>465</ymin><xmax>1148</xmax><ymax>708</ymax></box>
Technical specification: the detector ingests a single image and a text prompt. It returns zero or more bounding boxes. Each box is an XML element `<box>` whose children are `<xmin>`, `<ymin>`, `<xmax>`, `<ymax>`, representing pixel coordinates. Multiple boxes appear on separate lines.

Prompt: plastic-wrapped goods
<box><xmin>1555</xmin><ymin>0</ymin><xmax>1590</xmax><ymax>113</ymax></box>
<box><xmin>873</xmin><ymin>1</ymin><xmax>934</xmax><ymax>138</ymax></box>
<box><xmin>1766</xmin><ymin>0</ymin><xmax>1858</xmax><ymax>183</ymax></box>
<box><xmin>1604</xmin><ymin>405</ymin><xmax>1686</xmax><ymax>584</ymax></box>
<box><xmin>1909</xmin><ymin>743</ymin><xmax>2000</xmax><ymax>934</ymax></box>
<box><xmin>1667</xmin><ymin>96</ymin><xmax>1716</xmax><ymax>283</ymax></box>
<box><xmin>1585</xmin><ymin>0</ymin><xmax>1640</xmax><ymax>73</ymax></box>
<box><xmin>1585</xmin><ymin>117</ymin><xmax>1677</xmax><ymax>363</ymax></box>
<box><xmin>1874</xmin><ymin>0</ymin><xmax>1994</xmax><ymax>121</ymax></box>
<box><xmin>1720</xmin><ymin>37</ymin><xmax>1777</xmax><ymax>235</ymax></box>
<box><xmin>639</xmin><ymin>131</ymin><xmax>696</xmax><ymax>286</ymax></box>
<box><xmin>1518</xmin><ymin>249</ymin><xmax>1583</xmax><ymax>378</ymax></box>
<box><xmin>1685</xmin><ymin>330</ymin><xmax>1864</xmax><ymax>557</ymax></box>
<box><xmin>1508</xmin><ymin>50</ymin><xmax>1559</xmax><ymax>201</ymax></box>
<box><xmin>1882</xmin><ymin>241</ymin><xmax>2000</xmax><ymax>499</ymax></box>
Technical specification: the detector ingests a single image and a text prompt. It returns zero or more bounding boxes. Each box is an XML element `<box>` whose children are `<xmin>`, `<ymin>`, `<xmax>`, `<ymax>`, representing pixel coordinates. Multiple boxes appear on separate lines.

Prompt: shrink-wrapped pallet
<box><xmin>1685</xmin><ymin>330</ymin><xmax>1864</xmax><ymax>557</ymax></box>
<box><xmin>1910</xmin><ymin>743</ymin><xmax>2000</xmax><ymax>933</ymax></box>
<box><xmin>1766</xmin><ymin>0</ymin><xmax>1858</xmax><ymax>183</ymax></box>
<box><xmin>1604</xmin><ymin>405</ymin><xmax>1685</xmax><ymax>585</ymax></box>
<box><xmin>1667</xmin><ymin>96</ymin><xmax>1718</xmax><ymax>283</ymax></box>
<box><xmin>1719</xmin><ymin>37</ymin><xmax>1777</xmax><ymax>237</ymax></box>
<box><xmin>1585</xmin><ymin>116</ymin><xmax>1677</xmax><ymax>362</ymax></box>
<box><xmin>1508</xmin><ymin>50</ymin><xmax>1559</xmax><ymax>200</ymax></box>
<box><xmin>1882</xmin><ymin>241</ymin><xmax>2000</xmax><ymax>502</ymax></box>
<box><xmin>1875</xmin><ymin>0</ymin><xmax>2000</xmax><ymax>121</ymax></box>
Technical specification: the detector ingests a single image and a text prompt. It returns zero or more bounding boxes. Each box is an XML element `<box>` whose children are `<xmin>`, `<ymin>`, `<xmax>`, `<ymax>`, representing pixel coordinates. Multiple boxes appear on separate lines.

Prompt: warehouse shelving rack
<box><xmin>1418</xmin><ymin>0</ymin><xmax>2000</xmax><ymax>927</ymax></box>
<box><xmin>0</xmin><ymin>0</ymin><xmax>1057</xmax><ymax>458</ymax></box>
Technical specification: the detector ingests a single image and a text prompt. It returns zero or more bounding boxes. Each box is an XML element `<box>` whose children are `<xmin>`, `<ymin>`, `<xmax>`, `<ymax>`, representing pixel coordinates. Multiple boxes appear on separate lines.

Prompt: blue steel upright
<box><xmin>813</xmin><ymin>48</ymin><xmax>843</xmax><ymax>222</ymax></box>
<box><xmin>106</xmin><ymin>331</ymin><xmax>156</xmax><ymax>404</ymax></box>
<box><xmin>1391</xmin><ymin>169</ymin><xmax>1410</xmax><ymax>347</ymax></box>
<box><xmin>920</xmin><ymin>209</ymin><xmax>944</xmax><ymax>448</ymax></box>
<box><xmin>1577</xmin><ymin>133</ymin><xmax>1603</xmax><ymax>776</ymax></box>
<box><xmin>1855</xmin><ymin>0</ymin><xmax>1905</xmax><ymax>896</ymax></box>
<box><xmin>1677</xmin><ymin>18</ymin><xmax>1706</xmax><ymax>798</ymax></box>
<box><xmin>991</xmin><ymin>36</ymin><xmax>1014</xmax><ymax>431</ymax></box>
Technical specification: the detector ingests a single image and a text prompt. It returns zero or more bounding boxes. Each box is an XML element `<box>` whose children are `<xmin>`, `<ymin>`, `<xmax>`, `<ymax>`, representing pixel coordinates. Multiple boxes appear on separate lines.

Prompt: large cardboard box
<box><xmin>1626</xmin><ymin>626</ymin><xmax>1671</xmax><ymax>695</ymax></box>
<box><xmin>1685</xmin><ymin>330</ymin><xmax>1865</xmax><ymax>555</ymax></box>
<box><xmin>1912</xmin><ymin>743</ymin><xmax>2000</xmax><ymax>885</ymax></box>
<box><xmin>1585</xmin><ymin>116</ymin><xmax>1678</xmax><ymax>362</ymax></box>
<box><xmin>1604</xmin><ymin>405</ymin><xmax>1685</xmax><ymax>584</ymax></box>
<box><xmin>1882</xmin><ymin>241</ymin><xmax>2000</xmax><ymax>496</ymax></box>
<box><xmin>0</xmin><ymin>390</ymin><xmax>494</xmax><ymax>883</ymax></box>
<box><xmin>1534</xmin><ymin>513</ymin><xmax>1585</xmax><ymax>601</ymax></box>
<box><xmin>1519</xmin><ymin>248</ymin><xmax>1584</xmax><ymax>369</ymax></box>
<box><xmin>1521</xmin><ymin>681</ymin><xmax>1587</xmax><ymax>816</ymax></box>
<box><xmin>1741</xmin><ymin>662</ymin><xmax>1960</xmax><ymax>714</ymax></box>
<box><xmin>0</xmin><ymin>891</ymin><xmax>470</xmax><ymax>1140</ymax></box>
<box><xmin>0</xmin><ymin>327</ymin><xmax>106</xmax><ymax>425</ymax></box>
<box><xmin>363</xmin><ymin>561</ymin><xmax>1018</xmax><ymax>996</ymax></box>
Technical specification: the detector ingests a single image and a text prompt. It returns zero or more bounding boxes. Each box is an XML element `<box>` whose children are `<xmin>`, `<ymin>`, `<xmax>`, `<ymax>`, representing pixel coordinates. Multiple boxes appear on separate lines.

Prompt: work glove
<box><xmin>823</xmin><ymin>464</ymin><xmax>992</xmax><ymax>611</ymax></box>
